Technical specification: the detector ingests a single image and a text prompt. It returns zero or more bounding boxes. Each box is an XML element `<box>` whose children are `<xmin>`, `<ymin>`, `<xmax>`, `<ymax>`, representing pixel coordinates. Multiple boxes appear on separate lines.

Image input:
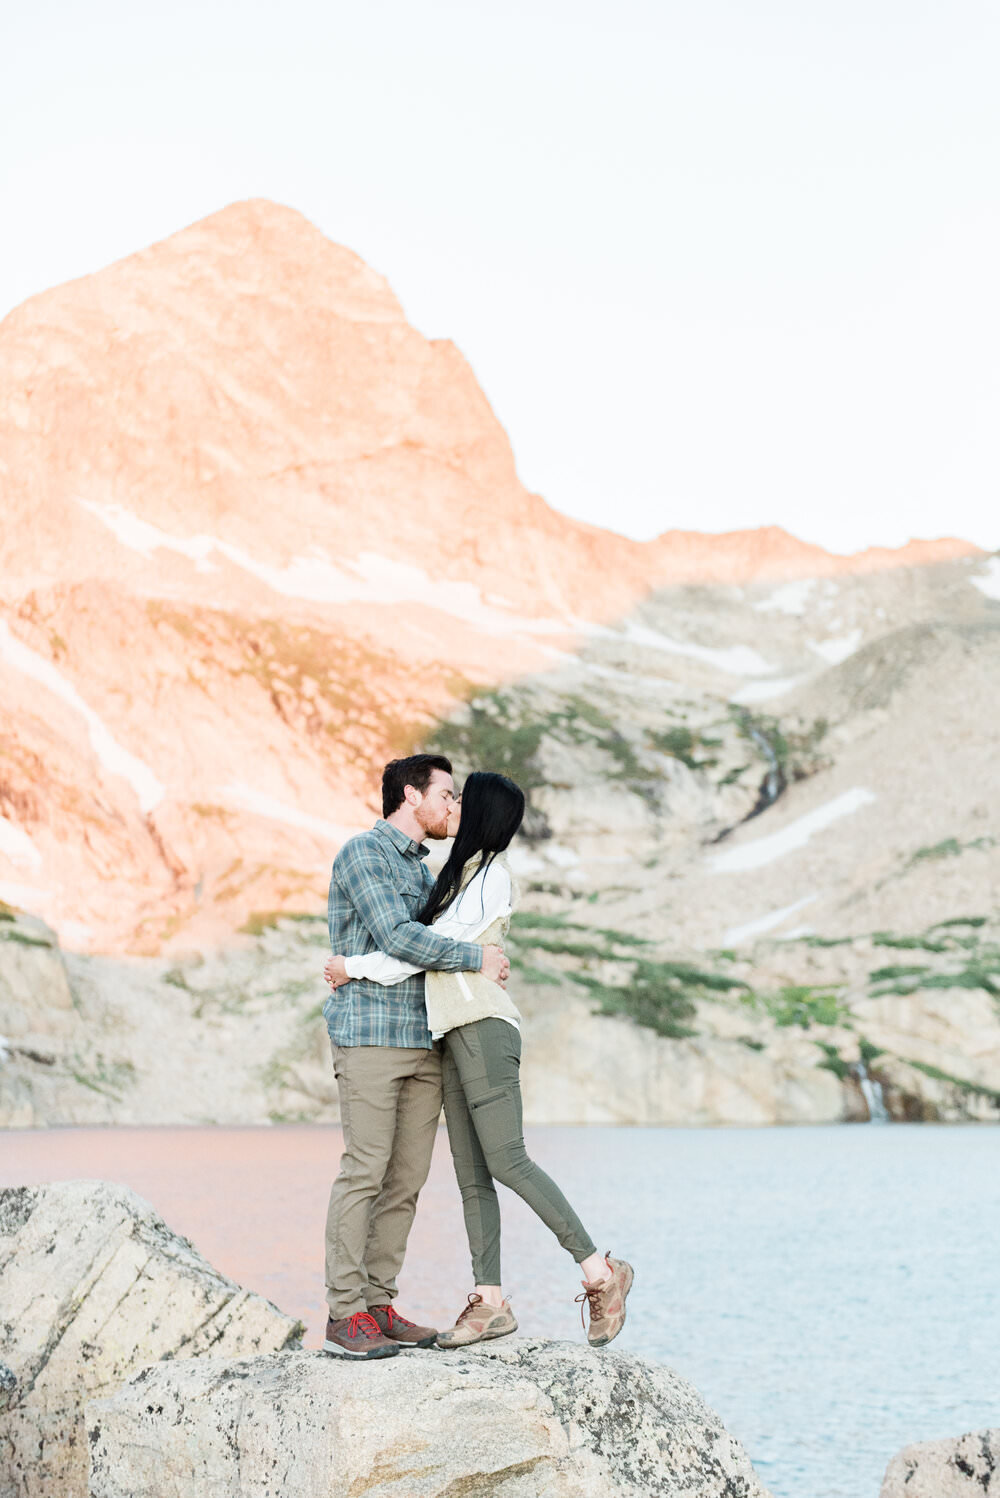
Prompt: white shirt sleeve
<box><xmin>343</xmin><ymin>862</ymin><xmax>512</xmax><ymax>986</ymax></box>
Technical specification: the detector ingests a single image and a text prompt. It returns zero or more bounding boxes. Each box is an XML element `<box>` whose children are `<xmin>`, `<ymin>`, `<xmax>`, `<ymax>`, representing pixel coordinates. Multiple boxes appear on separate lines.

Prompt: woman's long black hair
<box><xmin>419</xmin><ymin>770</ymin><xmax>525</xmax><ymax>926</ymax></box>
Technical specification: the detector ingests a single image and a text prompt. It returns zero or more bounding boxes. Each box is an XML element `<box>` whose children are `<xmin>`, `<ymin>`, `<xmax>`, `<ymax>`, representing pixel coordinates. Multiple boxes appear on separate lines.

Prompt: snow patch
<box><xmin>971</xmin><ymin>557</ymin><xmax>1000</xmax><ymax>601</ymax></box>
<box><xmin>506</xmin><ymin>846</ymin><xmax>544</xmax><ymax>877</ymax></box>
<box><xmin>729</xmin><ymin>675</ymin><xmax>804</xmax><ymax>705</ymax></box>
<box><xmin>0</xmin><ymin>815</ymin><xmax>42</xmax><ymax>871</ymax></box>
<box><xmin>0</xmin><ymin>881</ymin><xmax>53</xmax><ymax>910</ymax></box>
<box><xmin>619</xmin><ymin>622</ymin><xmax>774</xmax><ymax>677</ymax></box>
<box><xmin>78</xmin><ymin>501</ymin><xmax>567</xmax><ymax>639</ymax></box>
<box><xmin>723</xmin><ymin>894</ymin><xmax>818</xmax><ymax>945</ymax></box>
<box><xmin>708</xmin><ymin>788</ymin><xmax>877</xmax><ymax>873</ymax></box>
<box><xmin>808</xmin><ymin>629</ymin><xmax>863</xmax><ymax>665</ymax></box>
<box><xmin>56</xmin><ymin>920</ymin><xmax>94</xmax><ymax>949</ymax></box>
<box><xmin>753</xmin><ymin>579</ymin><xmax>816</xmax><ymax>616</ymax></box>
<box><xmin>222</xmin><ymin>783</ymin><xmax>355</xmax><ymax>845</ymax></box>
<box><xmin>545</xmin><ymin>844</ymin><xmax>581</xmax><ymax>869</ymax></box>
<box><xmin>0</xmin><ymin>621</ymin><xmax>164</xmax><ymax>813</ymax></box>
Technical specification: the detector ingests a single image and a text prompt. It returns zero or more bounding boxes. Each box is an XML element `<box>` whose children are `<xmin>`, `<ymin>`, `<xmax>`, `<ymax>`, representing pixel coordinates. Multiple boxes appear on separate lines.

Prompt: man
<box><xmin>321</xmin><ymin>753</ymin><xmax>510</xmax><ymax>1359</ymax></box>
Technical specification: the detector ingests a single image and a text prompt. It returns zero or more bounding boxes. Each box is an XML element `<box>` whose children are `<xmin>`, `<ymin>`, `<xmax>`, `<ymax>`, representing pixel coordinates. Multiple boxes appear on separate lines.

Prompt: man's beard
<box><xmin>419</xmin><ymin>813</ymin><xmax>451</xmax><ymax>841</ymax></box>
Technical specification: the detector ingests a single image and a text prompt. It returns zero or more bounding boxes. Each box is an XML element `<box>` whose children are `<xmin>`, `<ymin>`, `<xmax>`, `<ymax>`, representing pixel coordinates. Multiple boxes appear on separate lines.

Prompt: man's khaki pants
<box><xmin>325</xmin><ymin>1043</ymin><xmax>442</xmax><ymax>1321</ymax></box>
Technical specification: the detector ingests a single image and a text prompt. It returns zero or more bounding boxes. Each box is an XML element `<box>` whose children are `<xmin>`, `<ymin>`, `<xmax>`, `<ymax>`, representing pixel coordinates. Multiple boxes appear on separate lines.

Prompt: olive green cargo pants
<box><xmin>441</xmin><ymin>1017</ymin><xmax>596</xmax><ymax>1285</ymax></box>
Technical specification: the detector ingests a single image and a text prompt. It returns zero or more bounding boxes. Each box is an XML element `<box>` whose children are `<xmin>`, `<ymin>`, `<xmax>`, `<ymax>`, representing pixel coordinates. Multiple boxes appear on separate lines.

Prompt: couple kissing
<box><xmin>320</xmin><ymin>753</ymin><xmax>634</xmax><ymax>1359</ymax></box>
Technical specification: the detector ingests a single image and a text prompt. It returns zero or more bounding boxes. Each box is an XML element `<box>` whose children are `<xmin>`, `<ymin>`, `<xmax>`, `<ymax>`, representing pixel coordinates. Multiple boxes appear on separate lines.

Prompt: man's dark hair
<box><xmin>382</xmin><ymin>754</ymin><xmax>453</xmax><ymax>818</ymax></box>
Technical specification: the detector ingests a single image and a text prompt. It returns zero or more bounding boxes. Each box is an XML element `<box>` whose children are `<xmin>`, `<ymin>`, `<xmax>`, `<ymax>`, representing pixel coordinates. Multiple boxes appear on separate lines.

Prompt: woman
<box><xmin>327</xmin><ymin>770</ymin><xmax>633</xmax><ymax>1349</ymax></box>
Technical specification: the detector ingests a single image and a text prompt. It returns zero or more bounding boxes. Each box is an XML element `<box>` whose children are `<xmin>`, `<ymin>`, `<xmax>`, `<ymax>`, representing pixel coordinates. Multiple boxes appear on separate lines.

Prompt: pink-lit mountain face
<box><xmin>0</xmin><ymin>200</ymin><xmax>979</xmax><ymax>951</ymax></box>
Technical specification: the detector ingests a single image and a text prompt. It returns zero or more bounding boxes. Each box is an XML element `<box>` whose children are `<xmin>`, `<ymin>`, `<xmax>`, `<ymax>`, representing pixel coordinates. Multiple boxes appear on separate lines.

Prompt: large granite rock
<box><xmin>881</xmin><ymin>1429</ymin><xmax>999</xmax><ymax>1497</ymax></box>
<box><xmin>0</xmin><ymin>1181</ymin><xmax>302</xmax><ymax>1498</ymax></box>
<box><xmin>87</xmin><ymin>1338</ymin><xmax>771</xmax><ymax>1498</ymax></box>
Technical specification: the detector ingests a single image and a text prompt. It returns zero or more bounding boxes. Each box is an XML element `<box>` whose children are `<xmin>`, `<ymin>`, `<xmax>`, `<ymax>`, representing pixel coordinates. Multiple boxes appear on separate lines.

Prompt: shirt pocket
<box><xmin>399</xmin><ymin>869</ymin><xmax>430</xmax><ymax>908</ymax></box>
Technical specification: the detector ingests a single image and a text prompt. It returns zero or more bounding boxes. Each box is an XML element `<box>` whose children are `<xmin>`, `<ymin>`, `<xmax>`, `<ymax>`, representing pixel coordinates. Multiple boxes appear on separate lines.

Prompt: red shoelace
<box><xmin>344</xmin><ymin>1312</ymin><xmax>384</xmax><ymax>1340</ymax></box>
<box><xmin>377</xmin><ymin>1305</ymin><xmax>415</xmax><ymax>1331</ymax></box>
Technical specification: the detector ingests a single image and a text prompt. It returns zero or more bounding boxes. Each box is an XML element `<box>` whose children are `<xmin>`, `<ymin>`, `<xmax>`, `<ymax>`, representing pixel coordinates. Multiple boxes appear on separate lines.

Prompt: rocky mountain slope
<box><xmin>3</xmin><ymin>551</ymin><xmax>998</xmax><ymax>1127</ymax></box>
<box><xmin>1</xmin><ymin>199</ymin><xmax>997</xmax><ymax>1126</ymax></box>
<box><xmin>0</xmin><ymin>198</ymin><xmax>978</xmax><ymax>953</ymax></box>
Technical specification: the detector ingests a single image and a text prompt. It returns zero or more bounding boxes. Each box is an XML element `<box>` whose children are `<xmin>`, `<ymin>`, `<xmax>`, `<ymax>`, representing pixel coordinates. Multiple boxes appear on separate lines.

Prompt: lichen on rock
<box><xmin>87</xmin><ymin>1338</ymin><xmax>772</xmax><ymax>1498</ymax></box>
<box><xmin>880</xmin><ymin>1428</ymin><xmax>999</xmax><ymax>1497</ymax></box>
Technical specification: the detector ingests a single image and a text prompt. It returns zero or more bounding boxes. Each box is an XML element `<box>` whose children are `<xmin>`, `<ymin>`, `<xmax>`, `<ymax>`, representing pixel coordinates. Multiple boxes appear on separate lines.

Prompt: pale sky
<box><xmin>2</xmin><ymin>0</ymin><xmax>997</xmax><ymax>554</ymax></box>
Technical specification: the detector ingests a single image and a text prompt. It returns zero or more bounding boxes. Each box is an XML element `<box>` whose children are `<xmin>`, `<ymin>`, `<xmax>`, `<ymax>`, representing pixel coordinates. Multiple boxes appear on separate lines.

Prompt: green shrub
<box><xmin>426</xmin><ymin>695</ymin><xmax>547</xmax><ymax>789</ymax></box>
<box><xmin>815</xmin><ymin>1042</ymin><xmax>851</xmax><ymax>1080</ymax></box>
<box><xmin>869</xmin><ymin>964</ymin><xmax>931</xmax><ymax>983</ymax></box>
<box><xmin>648</xmin><ymin>726</ymin><xmax>715</xmax><ymax>770</ymax></box>
<box><xmin>761</xmin><ymin>985</ymin><xmax>846</xmax><ymax>1029</ymax></box>
<box><xmin>0</xmin><ymin>928</ymin><xmax>53</xmax><ymax>949</ymax></box>
<box><xmin>511</xmin><ymin>912</ymin><xmax>574</xmax><ymax>931</ymax></box>
<box><xmin>906</xmin><ymin>1059</ymin><xmax>1000</xmax><ymax>1109</ymax></box>
<box><xmin>858</xmin><ymin>1037</ymin><xmax>884</xmax><ymax>1067</ymax></box>
<box><xmin>508</xmin><ymin>958</ymin><xmax>562</xmax><ymax>987</ymax></box>
<box><xmin>239</xmin><ymin>911</ymin><xmax>284</xmax><ymax>936</ymax></box>
<box><xmin>871</xmin><ymin>932</ymin><xmax>950</xmax><ymax>953</ymax></box>
<box><xmin>582</xmin><ymin>967</ymin><xmax>698</xmax><ymax>1040</ymax></box>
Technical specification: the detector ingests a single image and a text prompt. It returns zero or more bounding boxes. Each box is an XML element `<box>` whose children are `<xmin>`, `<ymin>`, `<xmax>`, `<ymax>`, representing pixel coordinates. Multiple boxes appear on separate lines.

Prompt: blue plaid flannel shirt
<box><xmin>324</xmin><ymin>819</ymin><xmax>484</xmax><ymax>1049</ymax></box>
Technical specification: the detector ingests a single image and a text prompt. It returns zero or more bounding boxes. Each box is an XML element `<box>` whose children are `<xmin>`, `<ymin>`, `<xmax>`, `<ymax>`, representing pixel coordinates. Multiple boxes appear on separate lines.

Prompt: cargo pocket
<box><xmin>448</xmin><ymin>1023</ymin><xmax>489</xmax><ymax>1083</ymax></box>
<box><xmin>468</xmin><ymin>1086</ymin><xmax>521</xmax><ymax>1150</ymax></box>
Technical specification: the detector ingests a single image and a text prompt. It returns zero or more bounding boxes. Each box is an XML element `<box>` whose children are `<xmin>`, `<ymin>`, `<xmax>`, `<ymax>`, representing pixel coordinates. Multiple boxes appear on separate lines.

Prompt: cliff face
<box><xmin>0</xmin><ymin>199</ymin><xmax>979</xmax><ymax>952</ymax></box>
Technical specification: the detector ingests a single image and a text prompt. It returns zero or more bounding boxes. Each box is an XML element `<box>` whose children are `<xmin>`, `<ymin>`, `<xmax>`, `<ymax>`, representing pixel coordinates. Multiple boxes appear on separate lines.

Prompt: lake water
<box><xmin>3</xmin><ymin>1124</ymin><xmax>998</xmax><ymax>1498</ymax></box>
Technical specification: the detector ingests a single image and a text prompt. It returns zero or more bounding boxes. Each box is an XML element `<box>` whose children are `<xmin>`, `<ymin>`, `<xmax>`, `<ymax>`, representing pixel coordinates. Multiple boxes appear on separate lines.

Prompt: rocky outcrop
<box><xmin>0</xmin><ymin>910</ymin><xmax>84</xmax><ymax>1128</ymax></box>
<box><xmin>5</xmin><ymin>897</ymin><xmax>1000</xmax><ymax>1128</ymax></box>
<box><xmin>87</xmin><ymin>1339</ymin><xmax>773</xmax><ymax>1498</ymax></box>
<box><xmin>881</xmin><ymin>1428</ymin><xmax>999</xmax><ymax>1496</ymax></box>
<box><xmin>0</xmin><ymin>1181</ymin><xmax>302</xmax><ymax>1498</ymax></box>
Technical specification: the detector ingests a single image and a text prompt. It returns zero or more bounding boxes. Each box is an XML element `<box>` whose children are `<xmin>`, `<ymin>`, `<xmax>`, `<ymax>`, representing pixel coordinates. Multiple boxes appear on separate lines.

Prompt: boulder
<box><xmin>0</xmin><ymin>1181</ymin><xmax>302</xmax><ymax>1498</ymax></box>
<box><xmin>881</xmin><ymin>1429</ymin><xmax>999</xmax><ymax>1497</ymax></box>
<box><xmin>87</xmin><ymin>1338</ymin><xmax>772</xmax><ymax>1498</ymax></box>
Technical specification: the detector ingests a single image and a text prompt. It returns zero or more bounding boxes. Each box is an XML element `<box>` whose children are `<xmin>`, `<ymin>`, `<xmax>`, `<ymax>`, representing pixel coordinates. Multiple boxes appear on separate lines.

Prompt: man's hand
<box><xmin>480</xmin><ymin>944</ymin><xmax>510</xmax><ymax>987</ymax></box>
<box><xmin>325</xmin><ymin>955</ymin><xmax>350</xmax><ymax>991</ymax></box>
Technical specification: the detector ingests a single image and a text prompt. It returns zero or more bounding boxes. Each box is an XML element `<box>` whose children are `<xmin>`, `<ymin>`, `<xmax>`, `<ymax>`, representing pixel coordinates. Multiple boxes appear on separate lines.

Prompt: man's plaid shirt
<box><xmin>324</xmin><ymin>819</ymin><xmax>484</xmax><ymax>1049</ymax></box>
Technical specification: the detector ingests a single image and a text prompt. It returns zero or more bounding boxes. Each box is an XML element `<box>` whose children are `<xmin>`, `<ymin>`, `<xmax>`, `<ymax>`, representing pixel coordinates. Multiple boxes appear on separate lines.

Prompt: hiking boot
<box><xmin>323</xmin><ymin>1311</ymin><xmax>401</xmax><ymax>1359</ymax></box>
<box><xmin>575</xmin><ymin>1255</ymin><xmax>634</xmax><ymax>1347</ymax></box>
<box><xmin>437</xmin><ymin>1293</ymin><xmax>517</xmax><ymax>1348</ymax></box>
<box><xmin>368</xmin><ymin>1304</ymin><xmax>438</xmax><ymax>1348</ymax></box>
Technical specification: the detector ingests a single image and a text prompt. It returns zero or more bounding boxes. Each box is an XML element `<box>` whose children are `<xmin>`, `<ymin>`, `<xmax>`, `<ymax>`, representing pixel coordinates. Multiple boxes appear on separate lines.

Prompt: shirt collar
<box><xmin>374</xmin><ymin>818</ymin><xmax>430</xmax><ymax>860</ymax></box>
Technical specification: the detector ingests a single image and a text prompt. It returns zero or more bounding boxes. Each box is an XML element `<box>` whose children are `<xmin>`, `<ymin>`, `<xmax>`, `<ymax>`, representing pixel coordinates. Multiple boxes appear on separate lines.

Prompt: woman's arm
<box><xmin>341</xmin><ymin>863</ymin><xmax>512</xmax><ymax>987</ymax></box>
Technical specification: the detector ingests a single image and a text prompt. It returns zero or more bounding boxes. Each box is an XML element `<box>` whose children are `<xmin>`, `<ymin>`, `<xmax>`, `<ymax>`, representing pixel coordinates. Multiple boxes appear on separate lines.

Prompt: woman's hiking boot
<box><xmin>436</xmin><ymin>1293</ymin><xmax>517</xmax><ymax>1348</ymax></box>
<box><xmin>323</xmin><ymin>1311</ymin><xmax>400</xmax><ymax>1359</ymax></box>
<box><xmin>576</xmin><ymin>1255</ymin><xmax>634</xmax><ymax>1347</ymax></box>
<box><xmin>368</xmin><ymin>1304</ymin><xmax>438</xmax><ymax>1347</ymax></box>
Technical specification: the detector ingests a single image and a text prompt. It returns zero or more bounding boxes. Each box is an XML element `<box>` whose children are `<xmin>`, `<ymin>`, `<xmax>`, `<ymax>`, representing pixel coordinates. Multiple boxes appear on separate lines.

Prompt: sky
<box><xmin>1</xmin><ymin>0</ymin><xmax>997</xmax><ymax>554</ymax></box>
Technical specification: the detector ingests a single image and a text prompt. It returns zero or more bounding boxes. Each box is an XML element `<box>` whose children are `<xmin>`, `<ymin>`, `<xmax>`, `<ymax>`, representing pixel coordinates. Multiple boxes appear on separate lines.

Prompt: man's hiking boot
<box><xmin>368</xmin><ymin>1304</ymin><xmax>438</xmax><ymax>1347</ymax></box>
<box><xmin>575</xmin><ymin>1255</ymin><xmax>634</xmax><ymax>1347</ymax></box>
<box><xmin>437</xmin><ymin>1293</ymin><xmax>517</xmax><ymax>1348</ymax></box>
<box><xmin>323</xmin><ymin>1311</ymin><xmax>400</xmax><ymax>1359</ymax></box>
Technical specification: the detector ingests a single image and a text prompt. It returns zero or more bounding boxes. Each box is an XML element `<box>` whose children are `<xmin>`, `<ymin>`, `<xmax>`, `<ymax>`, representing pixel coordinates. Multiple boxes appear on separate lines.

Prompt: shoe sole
<box><xmin>391</xmin><ymin>1333</ymin><xmax>438</xmax><ymax>1349</ymax></box>
<box><xmin>437</xmin><ymin>1321</ymin><xmax>518</xmax><ymax>1349</ymax></box>
<box><xmin>588</xmin><ymin>1262</ymin><xmax>634</xmax><ymax>1348</ymax></box>
<box><xmin>322</xmin><ymin>1339</ymin><xmax>401</xmax><ymax>1359</ymax></box>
